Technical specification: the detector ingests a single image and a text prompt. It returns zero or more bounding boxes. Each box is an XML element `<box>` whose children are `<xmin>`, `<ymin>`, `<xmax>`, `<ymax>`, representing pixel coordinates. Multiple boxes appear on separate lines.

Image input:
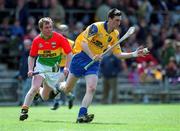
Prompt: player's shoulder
<box><xmin>90</xmin><ymin>22</ymin><xmax>105</xmax><ymax>29</ymax></box>
<box><xmin>87</xmin><ymin>22</ymin><xmax>105</xmax><ymax>34</ymax></box>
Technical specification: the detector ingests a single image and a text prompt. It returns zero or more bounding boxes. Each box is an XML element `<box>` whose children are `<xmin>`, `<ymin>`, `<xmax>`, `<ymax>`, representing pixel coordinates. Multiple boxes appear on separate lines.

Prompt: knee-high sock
<box><xmin>78</xmin><ymin>92</ymin><xmax>94</xmax><ymax>117</ymax></box>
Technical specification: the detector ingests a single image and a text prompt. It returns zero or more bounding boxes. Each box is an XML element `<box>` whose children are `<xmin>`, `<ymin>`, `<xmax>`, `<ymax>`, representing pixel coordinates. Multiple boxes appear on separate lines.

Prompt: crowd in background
<box><xmin>0</xmin><ymin>0</ymin><xmax>179</xmax><ymax>87</ymax></box>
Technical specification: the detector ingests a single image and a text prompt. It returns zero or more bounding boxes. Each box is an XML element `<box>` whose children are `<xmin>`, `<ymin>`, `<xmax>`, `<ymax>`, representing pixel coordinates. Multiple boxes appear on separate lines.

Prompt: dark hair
<box><xmin>107</xmin><ymin>8</ymin><xmax>122</xmax><ymax>19</ymax></box>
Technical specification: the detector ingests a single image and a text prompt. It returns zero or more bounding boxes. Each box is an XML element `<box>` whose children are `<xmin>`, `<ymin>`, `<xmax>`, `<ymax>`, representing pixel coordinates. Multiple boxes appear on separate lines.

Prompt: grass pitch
<box><xmin>0</xmin><ymin>104</ymin><xmax>179</xmax><ymax>131</ymax></box>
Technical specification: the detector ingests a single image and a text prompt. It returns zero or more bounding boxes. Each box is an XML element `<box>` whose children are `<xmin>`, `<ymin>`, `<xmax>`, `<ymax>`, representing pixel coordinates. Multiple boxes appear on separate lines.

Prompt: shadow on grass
<box><xmin>91</xmin><ymin>122</ymin><xmax>127</xmax><ymax>125</ymax></box>
<box><xmin>36</xmin><ymin>119</ymin><xmax>127</xmax><ymax>125</ymax></box>
<box><xmin>35</xmin><ymin>119</ymin><xmax>72</xmax><ymax>123</ymax></box>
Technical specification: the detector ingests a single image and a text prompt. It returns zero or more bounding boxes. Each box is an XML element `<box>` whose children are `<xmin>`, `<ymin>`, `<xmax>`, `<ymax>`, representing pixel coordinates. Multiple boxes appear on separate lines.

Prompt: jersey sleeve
<box><xmin>59</xmin><ymin>35</ymin><xmax>72</xmax><ymax>54</ymax></box>
<box><xmin>29</xmin><ymin>39</ymin><xmax>38</xmax><ymax>57</ymax></box>
<box><xmin>83</xmin><ymin>24</ymin><xmax>98</xmax><ymax>41</ymax></box>
<box><xmin>111</xmin><ymin>32</ymin><xmax>122</xmax><ymax>54</ymax></box>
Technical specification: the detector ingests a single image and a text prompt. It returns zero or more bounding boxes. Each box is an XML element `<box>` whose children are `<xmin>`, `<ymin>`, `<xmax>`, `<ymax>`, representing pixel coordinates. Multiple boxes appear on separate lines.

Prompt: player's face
<box><xmin>41</xmin><ymin>22</ymin><xmax>53</xmax><ymax>37</ymax></box>
<box><xmin>110</xmin><ymin>16</ymin><xmax>121</xmax><ymax>30</ymax></box>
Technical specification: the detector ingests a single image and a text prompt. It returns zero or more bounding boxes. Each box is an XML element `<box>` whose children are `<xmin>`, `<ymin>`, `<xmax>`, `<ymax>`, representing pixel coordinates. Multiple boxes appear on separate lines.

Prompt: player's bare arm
<box><xmin>27</xmin><ymin>56</ymin><xmax>36</xmax><ymax>77</ymax></box>
<box><xmin>64</xmin><ymin>52</ymin><xmax>73</xmax><ymax>77</ymax></box>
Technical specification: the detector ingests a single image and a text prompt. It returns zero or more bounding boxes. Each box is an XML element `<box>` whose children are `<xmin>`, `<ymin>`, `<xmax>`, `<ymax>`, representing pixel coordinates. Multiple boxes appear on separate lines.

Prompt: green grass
<box><xmin>0</xmin><ymin>104</ymin><xmax>180</xmax><ymax>131</ymax></box>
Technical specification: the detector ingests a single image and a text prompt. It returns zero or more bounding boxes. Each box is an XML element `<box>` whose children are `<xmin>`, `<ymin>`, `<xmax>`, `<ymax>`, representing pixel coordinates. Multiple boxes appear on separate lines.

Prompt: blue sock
<box><xmin>78</xmin><ymin>107</ymin><xmax>87</xmax><ymax>117</ymax></box>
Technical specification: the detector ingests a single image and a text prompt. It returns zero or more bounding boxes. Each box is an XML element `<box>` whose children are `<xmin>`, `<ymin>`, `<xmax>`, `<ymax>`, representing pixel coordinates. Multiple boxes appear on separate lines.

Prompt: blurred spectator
<box><xmin>95</xmin><ymin>1</ymin><xmax>110</xmax><ymax>21</ymax></box>
<box><xmin>136</xmin><ymin>18</ymin><xmax>148</xmax><ymax>42</ymax></box>
<box><xmin>137</xmin><ymin>0</ymin><xmax>153</xmax><ymax>22</ymax></box>
<box><xmin>69</xmin><ymin>21</ymin><xmax>84</xmax><ymax>40</ymax></box>
<box><xmin>141</xmin><ymin>61</ymin><xmax>157</xmax><ymax>83</ymax></box>
<box><xmin>27</xmin><ymin>0</ymin><xmax>39</xmax><ymax>9</ymax></box>
<box><xmin>160</xmin><ymin>39</ymin><xmax>175</xmax><ymax>67</ymax></box>
<box><xmin>128</xmin><ymin>62</ymin><xmax>140</xmax><ymax>86</ymax></box>
<box><xmin>14</xmin><ymin>0</ymin><xmax>29</xmax><ymax>32</ymax></box>
<box><xmin>0</xmin><ymin>17</ymin><xmax>11</xmax><ymax>43</ymax></box>
<box><xmin>166</xmin><ymin>0</ymin><xmax>179</xmax><ymax>11</ymax></box>
<box><xmin>9</xmin><ymin>19</ymin><xmax>24</xmax><ymax>57</ymax></box>
<box><xmin>0</xmin><ymin>0</ymin><xmax>5</xmax><ymax>10</ymax></box>
<box><xmin>76</xmin><ymin>0</ymin><xmax>85</xmax><ymax>9</ymax></box>
<box><xmin>153</xmin><ymin>65</ymin><xmax>163</xmax><ymax>82</ymax></box>
<box><xmin>24</xmin><ymin>16</ymin><xmax>38</xmax><ymax>41</ymax></box>
<box><xmin>18</xmin><ymin>39</ymin><xmax>32</xmax><ymax>105</ymax></box>
<box><xmin>64</xmin><ymin>0</ymin><xmax>76</xmax><ymax>24</ymax></box>
<box><xmin>26</xmin><ymin>16</ymin><xmax>38</xmax><ymax>35</ymax></box>
<box><xmin>81</xmin><ymin>0</ymin><xmax>94</xmax><ymax>25</ymax></box>
<box><xmin>174</xmin><ymin>41</ymin><xmax>180</xmax><ymax>66</ymax></box>
<box><xmin>0</xmin><ymin>0</ymin><xmax>12</xmax><ymax>23</ymax></box>
<box><xmin>49</xmin><ymin>0</ymin><xmax>65</xmax><ymax>23</ymax></box>
<box><xmin>100</xmin><ymin>52</ymin><xmax>122</xmax><ymax>104</ymax></box>
<box><xmin>169</xmin><ymin>23</ymin><xmax>180</xmax><ymax>41</ymax></box>
<box><xmin>136</xmin><ymin>53</ymin><xmax>158</xmax><ymax>66</ymax></box>
<box><xmin>39</xmin><ymin>0</ymin><xmax>50</xmax><ymax>9</ymax></box>
<box><xmin>11</xmin><ymin>19</ymin><xmax>24</xmax><ymax>37</ymax></box>
<box><xmin>165</xmin><ymin>57</ymin><xmax>179</xmax><ymax>84</ymax></box>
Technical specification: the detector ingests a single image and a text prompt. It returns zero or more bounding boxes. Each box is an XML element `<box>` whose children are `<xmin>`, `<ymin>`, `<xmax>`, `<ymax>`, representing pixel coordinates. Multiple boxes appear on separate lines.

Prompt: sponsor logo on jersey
<box><xmin>92</xmin><ymin>40</ymin><xmax>103</xmax><ymax>48</ymax></box>
<box><xmin>51</xmin><ymin>42</ymin><xmax>56</xmax><ymax>48</ymax></box>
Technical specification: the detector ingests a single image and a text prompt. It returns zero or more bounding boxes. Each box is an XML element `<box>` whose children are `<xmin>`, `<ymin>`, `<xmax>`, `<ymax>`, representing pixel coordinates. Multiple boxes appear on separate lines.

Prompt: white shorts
<box><xmin>34</xmin><ymin>62</ymin><xmax>64</xmax><ymax>90</ymax></box>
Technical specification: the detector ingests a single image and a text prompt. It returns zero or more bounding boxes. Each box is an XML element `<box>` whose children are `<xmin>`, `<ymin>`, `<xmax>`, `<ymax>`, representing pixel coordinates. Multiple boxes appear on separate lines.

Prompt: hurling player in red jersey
<box><xmin>19</xmin><ymin>17</ymin><xmax>72</xmax><ymax>121</ymax></box>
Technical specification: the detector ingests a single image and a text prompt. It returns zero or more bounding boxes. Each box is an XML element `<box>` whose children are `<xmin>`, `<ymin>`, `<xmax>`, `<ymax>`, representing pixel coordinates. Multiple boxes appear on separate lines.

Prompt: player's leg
<box><xmin>59</xmin><ymin>72</ymin><xmax>78</xmax><ymax>108</ymax></box>
<box><xmin>76</xmin><ymin>74</ymin><xmax>98</xmax><ymax>123</ymax></box>
<box><xmin>19</xmin><ymin>75</ymin><xmax>44</xmax><ymax>121</ymax></box>
<box><xmin>51</xmin><ymin>72</ymin><xmax>65</xmax><ymax>110</ymax></box>
<box><xmin>60</xmin><ymin>72</ymin><xmax>78</xmax><ymax>93</ymax></box>
<box><xmin>39</xmin><ymin>82</ymin><xmax>53</xmax><ymax>100</ymax></box>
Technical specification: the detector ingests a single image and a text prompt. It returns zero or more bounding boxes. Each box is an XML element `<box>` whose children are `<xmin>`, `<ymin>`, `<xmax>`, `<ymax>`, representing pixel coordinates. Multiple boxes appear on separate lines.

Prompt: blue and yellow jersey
<box><xmin>73</xmin><ymin>21</ymin><xmax>122</xmax><ymax>55</ymax></box>
<box><xmin>59</xmin><ymin>39</ymin><xmax>74</xmax><ymax>67</ymax></box>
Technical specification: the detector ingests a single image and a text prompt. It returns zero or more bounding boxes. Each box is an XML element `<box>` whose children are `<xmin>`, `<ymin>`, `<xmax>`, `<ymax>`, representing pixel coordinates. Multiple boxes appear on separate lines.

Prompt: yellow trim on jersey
<box><xmin>59</xmin><ymin>39</ymin><xmax>74</xmax><ymax>67</ymax></box>
<box><xmin>73</xmin><ymin>22</ymin><xmax>122</xmax><ymax>55</ymax></box>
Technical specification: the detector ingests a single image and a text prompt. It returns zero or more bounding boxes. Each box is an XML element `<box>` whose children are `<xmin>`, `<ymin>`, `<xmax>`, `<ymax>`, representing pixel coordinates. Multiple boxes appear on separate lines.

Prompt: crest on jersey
<box><xmin>39</xmin><ymin>43</ymin><xmax>43</xmax><ymax>48</ymax></box>
<box><xmin>51</xmin><ymin>42</ymin><xmax>56</xmax><ymax>48</ymax></box>
<box><xmin>88</xmin><ymin>24</ymin><xmax>98</xmax><ymax>37</ymax></box>
<box><xmin>107</xmin><ymin>36</ymin><xmax>112</xmax><ymax>42</ymax></box>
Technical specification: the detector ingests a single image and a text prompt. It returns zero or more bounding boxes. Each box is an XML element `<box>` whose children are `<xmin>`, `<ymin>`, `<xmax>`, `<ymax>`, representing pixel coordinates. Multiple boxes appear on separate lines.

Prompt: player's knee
<box><xmin>88</xmin><ymin>85</ymin><xmax>96</xmax><ymax>93</ymax></box>
<box><xmin>41</xmin><ymin>95</ymin><xmax>49</xmax><ymax>101</ymax></box>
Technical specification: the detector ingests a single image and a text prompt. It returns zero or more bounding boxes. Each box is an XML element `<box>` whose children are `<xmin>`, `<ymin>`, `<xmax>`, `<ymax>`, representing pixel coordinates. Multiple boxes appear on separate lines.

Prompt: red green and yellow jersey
<box><xmin>59</xmin><ymin>39</ymin><xmax>74</xmax><ymax>67</ymax></box>
<box><xmin>73</xmin><ymin>21</ymin><xmax>122</xmax><ymax>55</ymax></box>
<box><xmin>30</xmin><ymin>31</ymin><xmax>71</xmax><ymax>67</ymax></box>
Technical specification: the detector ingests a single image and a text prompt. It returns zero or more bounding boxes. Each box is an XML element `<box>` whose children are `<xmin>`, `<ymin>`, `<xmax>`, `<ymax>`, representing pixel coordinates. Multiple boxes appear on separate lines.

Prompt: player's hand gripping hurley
<box><xmin>84</xmin><ymin>26</ymin><xmax>136</xmax><ymax>70</ymax></box>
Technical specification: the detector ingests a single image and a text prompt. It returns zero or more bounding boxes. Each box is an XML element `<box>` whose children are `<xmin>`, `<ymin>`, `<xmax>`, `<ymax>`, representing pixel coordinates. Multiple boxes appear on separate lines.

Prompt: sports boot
<box><xmin>19</xmin><ymin>108</ymin><xmax>28</xmax><ymax>121</ymax></box>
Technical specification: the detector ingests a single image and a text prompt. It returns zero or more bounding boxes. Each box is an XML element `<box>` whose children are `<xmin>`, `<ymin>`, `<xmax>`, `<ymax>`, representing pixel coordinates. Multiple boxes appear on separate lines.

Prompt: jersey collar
<box><xmin>40</xmin><ymin>32</ymin><xmax>53</xmax><ymax>40</ymax></box>
<box><xmin>104</xmin><ymin>21</ymin><xmax>108</xmax><ymax>33</ymax></box>
<box><xmin>104</xmin><ymin>21</ymin><xmax>114</xmax><ymax>34</ymax></box>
